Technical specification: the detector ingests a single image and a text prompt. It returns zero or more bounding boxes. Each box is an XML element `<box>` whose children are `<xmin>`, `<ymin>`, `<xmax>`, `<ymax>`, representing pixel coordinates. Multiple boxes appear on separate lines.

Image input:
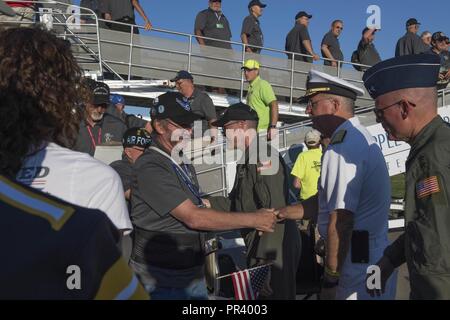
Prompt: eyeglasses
<box><xmin>373</xmin><ymin>100</ymin><xmax>416</xmax><ymax>121</ymax></box>
<box><xmin>335</xmin><ymin>26</ymin><xmax>343</xmax><ymax>30</ymax></box>
<box><xmin>306</xmin><ymin>98</ymin><xmax>334</xmax><ymax>110</ymax></box>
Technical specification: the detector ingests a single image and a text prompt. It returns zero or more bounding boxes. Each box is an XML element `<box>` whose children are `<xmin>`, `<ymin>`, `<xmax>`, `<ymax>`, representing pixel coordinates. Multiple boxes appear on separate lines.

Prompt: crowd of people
<box><xmin>1</xmin><ymin>1</ymin><xmax>449</xmax><ymax>74</ymax></box>
<box><xmin>1</xmin><ymin>1</ymin><xmax>450</xmax><ymax>301</ymax></box>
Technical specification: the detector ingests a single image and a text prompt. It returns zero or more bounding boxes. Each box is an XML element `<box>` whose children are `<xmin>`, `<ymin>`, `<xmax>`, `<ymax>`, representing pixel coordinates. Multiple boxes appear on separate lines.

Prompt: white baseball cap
<box><xmin>305</xmin><ymin>129</ymin><xmax>321</xmax><ymax>146</ymax></box>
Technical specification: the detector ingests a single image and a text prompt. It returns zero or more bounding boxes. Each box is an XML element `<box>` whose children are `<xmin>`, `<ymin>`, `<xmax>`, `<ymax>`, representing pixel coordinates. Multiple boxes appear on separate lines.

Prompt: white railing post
<box><xmin>127</xmin><ymin>25</ymin><xmax>135</xmax><ymax>81</ymax></box>
<box><xmin>221</xmin><ymin>143</ymin><xmax>228</xmax><ymax>197</ymax></box>
<box><xmin>188</xmin><ymin>35</ymin><xmax>193</xmax><ymax>73</ymax></box>
<box><xmin>289</xmin><ymin>53</ymin><xmax>295</xmax><ymax>113</ymax></box>
<box><xmin>240</xmin><ymin>44</ymin><xmax>246</xmax><ymax>101</ymax></box>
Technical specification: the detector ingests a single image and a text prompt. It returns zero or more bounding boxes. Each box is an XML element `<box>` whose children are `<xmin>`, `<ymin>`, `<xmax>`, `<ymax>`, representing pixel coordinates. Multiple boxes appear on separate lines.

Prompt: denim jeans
<box><xmin>130</xmin><ymin>260</ymin><xmax>209</xmax><ymax>300</ymax></box>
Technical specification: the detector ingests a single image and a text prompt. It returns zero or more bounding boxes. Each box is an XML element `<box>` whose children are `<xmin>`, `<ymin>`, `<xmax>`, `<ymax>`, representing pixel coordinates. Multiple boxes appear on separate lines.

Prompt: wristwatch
<box><xmin>269</xmin><ymin>125</ymin><xmax>277</xmax><ymax>129</ymax></box>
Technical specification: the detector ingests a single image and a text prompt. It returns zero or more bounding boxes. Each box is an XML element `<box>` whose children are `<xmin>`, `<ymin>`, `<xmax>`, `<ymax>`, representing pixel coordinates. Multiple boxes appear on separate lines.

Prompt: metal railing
<box><xmin>1</xmin><ymin>1</ymin><xmax>375</xmax><ymax>114</ymax></box>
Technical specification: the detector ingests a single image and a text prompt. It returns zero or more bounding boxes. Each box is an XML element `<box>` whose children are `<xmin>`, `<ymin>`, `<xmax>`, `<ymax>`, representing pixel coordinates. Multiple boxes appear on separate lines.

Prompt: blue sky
<box><xmin>75</xmin><ymin>0</ymin><xmax>450</xmax><ymax>61</ymax></box>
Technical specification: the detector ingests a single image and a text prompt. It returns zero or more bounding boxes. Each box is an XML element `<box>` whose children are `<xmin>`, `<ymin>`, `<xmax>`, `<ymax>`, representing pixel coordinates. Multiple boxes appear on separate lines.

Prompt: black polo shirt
<box><xmin>241</xmin><ymin>14</ymin><xmax>264</xmax><ymax>52</ymax></box>
<box><xmin>73</xmin><ymin>113</ymin><xmax>128</xmax><ymax>156</ymax></box>
<box><xmin>395</xmin><ymin>31</ymin><xmax>427</xmax><ymax>57</ymax></box>
<box><xmin>357</xmin><ymin>39</ymin><xmax>381</xmax><ymax>68</ymax></box>
<box><xmin>99</xmin><ymin>0</ymin><xmax>134</xmax><ymax>20</ymax></box>
<box><xmin>194</xmin><ymin>8</ymin><xmax>232</xmax><ymax>49</ymax></box>
<box><xmin>285</xmin><ymin>23</ymin><xmax>312</xmax><ymax>62</ymax></box>
<box><xmin>321</xmin><ymin>31</ymin><xmax>344</xmax><ymax>66</ymax></box>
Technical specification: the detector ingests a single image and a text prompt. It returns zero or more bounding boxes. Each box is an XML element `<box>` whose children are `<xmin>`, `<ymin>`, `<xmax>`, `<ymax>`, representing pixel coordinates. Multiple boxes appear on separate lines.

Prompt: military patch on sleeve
<box><xmin>416</xmin><ymin>176</ymin><xmax>441</xmax><ymax>199</ymax></box>
<box><xmin>330</xmin><ymin>130</ymin><xmax>347</xmax><ymax>145</ymax></box>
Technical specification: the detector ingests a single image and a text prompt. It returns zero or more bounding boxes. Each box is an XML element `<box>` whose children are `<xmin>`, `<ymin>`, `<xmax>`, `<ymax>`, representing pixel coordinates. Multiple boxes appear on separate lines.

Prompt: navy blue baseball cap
<box><xmin>248</xmin><ymin>0</ymin><xmax>266</xmax><ymax>9</ymax></box>
<box><xmin>406</xmin><ymin>18</ymin><xmax>420</xmax><ymax>27</ymax></box>
<box><xmin>150</xmin><ymin>92</ymin><xmax>201</xmax><ymax>126</ymax></box>
<box><xmin>363</xmin><ymin>54</ymin><xmax>441</xmax><ymax>99</ymax></box>
<box><xmin>110</xmin><ymin>94</ymin><xmax>125</xmax><ymax>105</ymax></box>
<box><xmin>171</xmin><ymin>70</ymin><xmax>194</xmax><ymax>82</ymax></box>
<box><xmin>295</xmin><ymin>11</ymin><xmax>312</xmax><ymax>20</ymax></box>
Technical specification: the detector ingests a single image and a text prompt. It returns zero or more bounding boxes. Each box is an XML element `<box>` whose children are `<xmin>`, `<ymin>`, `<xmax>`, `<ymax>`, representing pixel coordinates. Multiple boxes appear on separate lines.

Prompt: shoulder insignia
<box><xmin>0</xmin><ymin>176</ymin><xmax>74</xmax><ymax>231</ymax></box>
<box><xmin>330</xmin><ymin>130</ymin><xmax>347</xmax><ymax>145</ymax></box>
<box><xmin>416</xmin><ymin>176</ymin><xmax>441</xmax><ymax>199</ymax></box>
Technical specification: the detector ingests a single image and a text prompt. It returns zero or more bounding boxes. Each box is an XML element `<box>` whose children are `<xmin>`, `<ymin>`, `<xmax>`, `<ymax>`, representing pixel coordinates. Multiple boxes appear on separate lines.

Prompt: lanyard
<box><xmin>215</xmin><ymin>12</ymin><xmax>222</xmax><ymax>22</ymax></box>
<box><xmin>149</xmin><ymin>147</ymin><xmax>204</xmax><ymax>206</ymax></box>
<box><xmin>86</xmin><ymin>126</ymin><xmax>102</xmax><ymax>149</ymax></box>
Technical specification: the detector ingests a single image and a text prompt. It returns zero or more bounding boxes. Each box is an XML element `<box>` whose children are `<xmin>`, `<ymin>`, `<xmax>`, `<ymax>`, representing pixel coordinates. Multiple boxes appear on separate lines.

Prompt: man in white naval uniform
<box><xmin>279</xmin><ymin>70</ymin><xmax>397</xmax><ymax>300</ymax></box>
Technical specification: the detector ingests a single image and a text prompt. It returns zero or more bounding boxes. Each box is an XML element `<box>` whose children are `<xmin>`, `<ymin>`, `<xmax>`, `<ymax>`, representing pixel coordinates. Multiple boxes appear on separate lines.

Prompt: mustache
<box><xmin>91</xmin><ymin>112</ymin><xmax>104</xmax><ymax>121</ymax></box>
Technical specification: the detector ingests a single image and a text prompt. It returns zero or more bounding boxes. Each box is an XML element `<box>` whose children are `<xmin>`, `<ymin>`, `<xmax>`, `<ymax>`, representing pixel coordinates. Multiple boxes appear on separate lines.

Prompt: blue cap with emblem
<box><xmin>150</xmin><ymin>92</ymin><xmax>202</xmax><ymax>126</ymax></box>
<box><xmin>110</xmin><ymin>94</ymin><xmax>125</xmax><ymax>105</ymax></box>
<box><xmin>298</xmin><ymin>69</ymin><xmax>365</xmax><ymax>103</ymax></box>
<box><xmin>363</xmin><ymin>54</ymin><xmax>441</xmax><ymax>100</ymax></box>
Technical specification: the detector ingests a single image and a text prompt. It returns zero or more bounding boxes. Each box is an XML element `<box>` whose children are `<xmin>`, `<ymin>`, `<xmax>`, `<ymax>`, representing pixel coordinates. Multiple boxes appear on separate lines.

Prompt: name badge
<box><xmin>216</xmin><ymin>23</ymin><xmax>224</xmax><ymax>29</ymax></box>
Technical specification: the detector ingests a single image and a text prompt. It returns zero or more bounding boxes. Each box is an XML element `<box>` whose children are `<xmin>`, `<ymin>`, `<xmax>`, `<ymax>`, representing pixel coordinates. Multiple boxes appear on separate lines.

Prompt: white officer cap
<box><xmin>298</xmin><ymin>70</ymin><xmax>365</xmax><ymax>103</ymax></box>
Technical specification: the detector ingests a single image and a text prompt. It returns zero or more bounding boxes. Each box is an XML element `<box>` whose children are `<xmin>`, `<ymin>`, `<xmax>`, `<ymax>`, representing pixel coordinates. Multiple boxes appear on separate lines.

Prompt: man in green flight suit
<box><xmin>203</xmin><ymin>102</ymin><xmax>301</xmax><ymax>299</ymax></box>
<box><xmin>363</xmin><ymin>54</ymin><xmax>450</xmax><ymax>299</ymax></box>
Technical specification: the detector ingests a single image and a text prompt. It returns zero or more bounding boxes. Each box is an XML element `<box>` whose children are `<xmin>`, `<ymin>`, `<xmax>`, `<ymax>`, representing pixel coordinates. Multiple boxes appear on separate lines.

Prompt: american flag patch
<box><xmin>416</xmin><ymin>176</ymin><xmax>440</xmax><ymax>199</ymax></box>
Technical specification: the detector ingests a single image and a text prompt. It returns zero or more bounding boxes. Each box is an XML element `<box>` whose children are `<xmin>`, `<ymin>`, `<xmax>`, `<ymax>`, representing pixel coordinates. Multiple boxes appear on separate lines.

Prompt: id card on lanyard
<box><xmin>87</xmin><ymin>126</ymin><xmax>102</xmax><ymax>150</ymax></box>
<box><xmin>215</xmin><ymin>12</ymin><xmax>224</xmax><ymax>29</ymax></box>
<box><xmin>149</xmin><ymin>147</ymin><xmax>205</xmax><ymax>207</ymax></box>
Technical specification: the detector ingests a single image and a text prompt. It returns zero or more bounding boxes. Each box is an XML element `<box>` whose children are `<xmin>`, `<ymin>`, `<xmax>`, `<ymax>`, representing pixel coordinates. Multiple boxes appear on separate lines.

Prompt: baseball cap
<box><xmin>170</xmin><ymin>70</ymin><xmax>194</xmax><ymax>82</ymax></box>
<box><xmin>150</xmin><ymin>92</ymin><xmax>201</xmax><ymax>126</ymax></box>
<box><xmin>305</xmin><ymin>129</ymin><xmax>321</xmax><ymax>146</ymax></box>
<box><xmin>0</xmin><ymin>1</ymin><xmax>15</xmax><ymax>16</ymax></box>
<box><xmin>122</xmin><ymin>127</ymin><xmax>152</xmax><ymax>148</ymax></box>
<box><xmin>432</xmin><ymin>31</ymin><xmax>448</xmax><ymax>42</ymax></box>
<box><xmin>295</xmin><ymin>11</ymin><xmax>312</xmax><ymax>20</ymax></box>
<box><xmin>84</xmin><ymin>78</ymin><xmax>110</xmax><ymax>105</ymax></box>
<box><xmin>362</xmin><ymin>27</ymin><xmax>378</xmax><ymax>35</ymax></box>
<box><xmin>212</xmin><ymin>102</ymin><xmax>259</xmax><ymax>127</ymax></box>
<box><xmin>241</xmin><ymin>59</ymin><xmax>260</xmax><ymax>70</ymax></box>
<box><xmin>248</xmin><ymin>0</ymin><xmax>266</xmax><ymax>9</ymax></box>
<box><xmin>406</xmin><ymin>18</ymin><xmax>420</xmax><ymax>27</ymax></box>
<box><xmin>110</xmin><ymin>94</ymin><xmax>125</xmax><ymax>105</ymax></box>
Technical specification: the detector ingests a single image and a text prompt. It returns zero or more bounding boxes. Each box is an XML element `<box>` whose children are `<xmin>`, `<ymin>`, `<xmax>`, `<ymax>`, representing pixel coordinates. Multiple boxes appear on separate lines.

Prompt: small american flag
<box><xmin>231</xmin><ymin>264</ymin><xmax>270</xmax><ymax>300</ymax></box>
<box><xmin>416</xmin><ymin>176</ymin><xmax>440</xmax><ymax>199</ymax></box>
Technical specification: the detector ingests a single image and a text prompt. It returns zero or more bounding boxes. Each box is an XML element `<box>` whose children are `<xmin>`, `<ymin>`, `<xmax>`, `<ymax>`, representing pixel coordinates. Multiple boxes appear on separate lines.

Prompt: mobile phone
<box><xmin>351</xmin><ymin>230</ymin><xmax>369</xmax><ymax>264</ymax></box>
